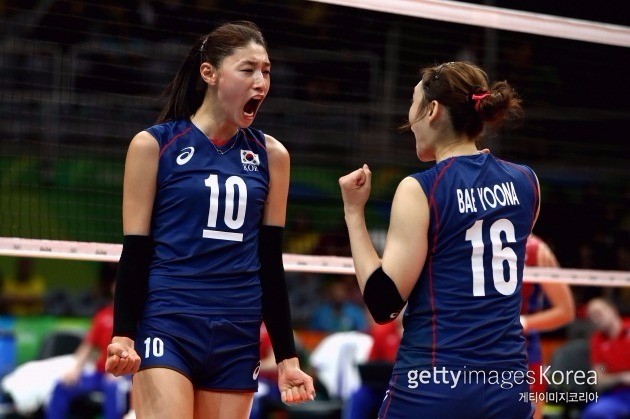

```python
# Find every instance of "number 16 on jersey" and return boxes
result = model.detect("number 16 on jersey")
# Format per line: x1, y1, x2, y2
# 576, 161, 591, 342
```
465, 219, 518, 297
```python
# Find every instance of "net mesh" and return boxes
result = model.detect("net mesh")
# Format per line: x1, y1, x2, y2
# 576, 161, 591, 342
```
0, 0, 628, 279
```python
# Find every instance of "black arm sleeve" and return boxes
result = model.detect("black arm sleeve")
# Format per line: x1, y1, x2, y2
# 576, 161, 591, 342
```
363, 267, 406, 324
259, 225, 297, 363
112, 235, 153, 339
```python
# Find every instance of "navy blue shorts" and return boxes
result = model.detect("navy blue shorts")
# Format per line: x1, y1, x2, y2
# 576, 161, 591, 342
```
379, 369, 534, 419
136, 313, 262, 391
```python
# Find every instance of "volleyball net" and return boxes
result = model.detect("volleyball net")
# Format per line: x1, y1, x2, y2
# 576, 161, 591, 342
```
0, 0, 628, 288
0, 237, 628, 288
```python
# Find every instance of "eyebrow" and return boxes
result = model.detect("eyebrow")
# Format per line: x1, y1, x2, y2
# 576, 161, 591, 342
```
239, 60, 271, 67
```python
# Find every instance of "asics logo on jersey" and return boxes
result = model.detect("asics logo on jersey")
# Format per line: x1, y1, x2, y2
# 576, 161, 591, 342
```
176, 147, 195, 165
252, 361, 261, 380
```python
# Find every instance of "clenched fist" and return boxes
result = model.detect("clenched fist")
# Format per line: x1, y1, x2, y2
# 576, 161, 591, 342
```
339, 164, 372, 212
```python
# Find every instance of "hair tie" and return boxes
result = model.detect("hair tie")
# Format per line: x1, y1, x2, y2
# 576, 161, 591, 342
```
471, 91, 490, 111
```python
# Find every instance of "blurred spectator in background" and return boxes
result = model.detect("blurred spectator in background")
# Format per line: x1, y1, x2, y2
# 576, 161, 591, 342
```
455, 32, 482, 64
285, 210, 321, 255
343, 312, 403, 419
1, 258, 45, 316
0, 268, 5, 315
581, 298, 630, 419
46, 263, 128, 419
72, 262, 120, 317
310, 277, 367, 333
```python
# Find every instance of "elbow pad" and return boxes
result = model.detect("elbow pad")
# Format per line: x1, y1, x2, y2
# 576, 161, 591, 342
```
259, 225, 297, 363
363, 267, 406, 324
113, 235, 153, 339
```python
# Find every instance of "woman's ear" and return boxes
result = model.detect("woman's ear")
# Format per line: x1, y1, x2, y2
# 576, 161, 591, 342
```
200, 62, 218, 85
428, 100, 440, 121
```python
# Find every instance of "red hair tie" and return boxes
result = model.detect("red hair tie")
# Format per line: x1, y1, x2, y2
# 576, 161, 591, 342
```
471, 92, 490, 111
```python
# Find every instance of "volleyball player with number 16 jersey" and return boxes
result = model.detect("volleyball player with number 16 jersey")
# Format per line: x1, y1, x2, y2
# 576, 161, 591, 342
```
340, 61, 538, 418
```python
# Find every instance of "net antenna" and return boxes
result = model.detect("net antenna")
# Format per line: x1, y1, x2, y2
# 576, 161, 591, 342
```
307, 0, 630, 47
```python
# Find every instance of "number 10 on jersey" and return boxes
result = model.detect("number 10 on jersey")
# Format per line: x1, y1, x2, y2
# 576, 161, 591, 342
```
203, 174, 247, 242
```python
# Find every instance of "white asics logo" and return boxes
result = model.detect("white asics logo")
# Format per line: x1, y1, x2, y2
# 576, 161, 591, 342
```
252, 361, 261, 380
176, 147, 195, 165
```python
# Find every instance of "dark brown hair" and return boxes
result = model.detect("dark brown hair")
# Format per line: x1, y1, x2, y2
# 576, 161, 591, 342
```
157, 21, 267, 123
405, 61, 523, 139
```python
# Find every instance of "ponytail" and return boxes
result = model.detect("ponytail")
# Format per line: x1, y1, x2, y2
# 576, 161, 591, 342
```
156, 37, 206, 123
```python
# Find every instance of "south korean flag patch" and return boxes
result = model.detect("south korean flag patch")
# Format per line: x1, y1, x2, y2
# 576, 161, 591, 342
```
240, 149, 260, 166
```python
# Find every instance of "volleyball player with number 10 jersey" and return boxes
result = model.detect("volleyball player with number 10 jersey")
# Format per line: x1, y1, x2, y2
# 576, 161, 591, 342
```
340, 61, 539, 418
104, 21, 314, 419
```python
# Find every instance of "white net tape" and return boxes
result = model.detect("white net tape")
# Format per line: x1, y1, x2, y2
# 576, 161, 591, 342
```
1, 237, 628, 287
307, 0, 630, 47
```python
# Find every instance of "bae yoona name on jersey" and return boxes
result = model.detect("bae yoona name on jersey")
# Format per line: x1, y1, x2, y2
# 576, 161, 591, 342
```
456, 181, 520, 214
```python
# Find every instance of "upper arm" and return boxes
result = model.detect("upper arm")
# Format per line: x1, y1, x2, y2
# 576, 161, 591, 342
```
381, 177, 430, 300
538, 240, 574, 316
262, 134, 290, 227
122, 131, 159, 235
537, 240, 559, 268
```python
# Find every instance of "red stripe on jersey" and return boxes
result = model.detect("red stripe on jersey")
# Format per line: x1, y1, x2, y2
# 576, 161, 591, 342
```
158, 127, 192, 158
244, 128, 266, 150
381, 374, 397, 418
427, 158, 456, 367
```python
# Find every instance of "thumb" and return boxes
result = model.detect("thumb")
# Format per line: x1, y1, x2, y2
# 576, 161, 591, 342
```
362, 164, 372, 184
108, 342, 129, 358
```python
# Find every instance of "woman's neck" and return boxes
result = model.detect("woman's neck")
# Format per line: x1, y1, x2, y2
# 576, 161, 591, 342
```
191, 106, 238, 145
435, 140, 479, 162
607, 318, 623, 339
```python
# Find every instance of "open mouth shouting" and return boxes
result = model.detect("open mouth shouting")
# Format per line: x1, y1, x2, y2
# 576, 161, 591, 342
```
243, 96, 264, 120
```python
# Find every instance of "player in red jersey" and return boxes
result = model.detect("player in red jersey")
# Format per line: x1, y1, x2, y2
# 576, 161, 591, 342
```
582, 298, 630, 418
521, 234, 575, 419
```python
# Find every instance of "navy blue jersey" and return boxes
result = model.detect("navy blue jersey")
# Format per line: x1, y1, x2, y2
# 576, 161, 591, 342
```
395, 153, 539, 373
143, 120, 269, 318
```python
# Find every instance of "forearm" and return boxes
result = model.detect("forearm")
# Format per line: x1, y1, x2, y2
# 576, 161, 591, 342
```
522, 307, 574, 333
113, 235, 152, 338
259, 225, 297, 363
344, 209, 381, 292
72, 343, 93, 370
596, 370, 630, 392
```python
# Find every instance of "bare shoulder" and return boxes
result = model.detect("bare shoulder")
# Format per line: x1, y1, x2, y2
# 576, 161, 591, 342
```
390, 177, 427, 216
129, 130, 159, 152
396, 176, 424, 197
264, 134, 289, 161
